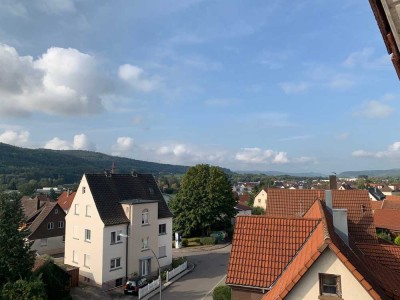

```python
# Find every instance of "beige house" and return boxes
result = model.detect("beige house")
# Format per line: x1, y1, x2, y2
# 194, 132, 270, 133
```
64, 172, 173, 289
253, 188, 267, 210
227, 190, 400, 299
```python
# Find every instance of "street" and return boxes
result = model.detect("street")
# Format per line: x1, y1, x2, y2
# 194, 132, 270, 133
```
150, 245, 231, 300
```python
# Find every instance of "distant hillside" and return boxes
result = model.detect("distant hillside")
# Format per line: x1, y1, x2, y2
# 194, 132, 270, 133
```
339, 169, 400, 178
0, 143, 191, 183
235, 170, 327, 177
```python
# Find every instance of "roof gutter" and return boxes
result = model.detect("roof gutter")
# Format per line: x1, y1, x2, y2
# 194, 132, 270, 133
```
227, 283, 271, 294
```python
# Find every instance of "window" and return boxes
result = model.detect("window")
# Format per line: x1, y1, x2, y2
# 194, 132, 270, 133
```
142, 237, 149, 250
84, 254, 90, 268
85, 229, 91, 242
47, 222, 54, 230
58, 221, 64, 228
116, 278, 123, 287
159, 224, 166, 235
82, 186, 86, 194
142, 209, 149, 225
110, 257, 121, 270
40, 238, 47, 246
73, 250, 79, 263
55, 208, 58, 214
73, 225, 79, 239
111, 231, 122, 244
140, 258, 151, 276
319, 273, 341, 298
258, 198, 261, 203
159, 245, 166, 258
74, 204, 79, 215
86, 205, 91, 217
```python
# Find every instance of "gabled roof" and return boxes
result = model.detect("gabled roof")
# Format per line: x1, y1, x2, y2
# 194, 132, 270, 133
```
85, 173, 173, 226
371, 200, 383, 210
235, 203, 252, 211
57, 191, 76, 211
226, 215, 321, 288
21, 197, 45, 220
28, 202, 65, 237
368, 187, 386, 201
357, 243, 400, 273
382, 198, 400, 209
373, 209, 400, 231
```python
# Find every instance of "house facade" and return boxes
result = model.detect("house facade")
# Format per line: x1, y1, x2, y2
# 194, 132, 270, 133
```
64, 172, 173, 289
253, 189, 268, 210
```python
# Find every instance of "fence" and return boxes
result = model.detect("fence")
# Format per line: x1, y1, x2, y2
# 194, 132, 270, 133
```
166, 261, 188, 282
138, 277, 160, 299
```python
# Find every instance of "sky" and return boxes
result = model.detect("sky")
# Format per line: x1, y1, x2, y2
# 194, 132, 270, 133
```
0, 0, 400, 174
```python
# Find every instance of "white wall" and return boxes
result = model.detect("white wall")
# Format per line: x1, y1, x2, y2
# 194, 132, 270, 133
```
286, 248, 373, 300
158, 217, 173, 268
253, 189, 267, 210
31, 236, 64, 255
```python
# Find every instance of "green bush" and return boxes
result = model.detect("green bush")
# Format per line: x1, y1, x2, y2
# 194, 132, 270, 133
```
172, 257, 187, 269
200, 237, 217, 245
213, 285, 231, 300
188, 237, 201, 244
181, 238, 188, 247
394, 235, 400, 246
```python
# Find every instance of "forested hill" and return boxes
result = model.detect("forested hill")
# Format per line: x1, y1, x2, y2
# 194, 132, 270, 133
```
0, 143, 191, 183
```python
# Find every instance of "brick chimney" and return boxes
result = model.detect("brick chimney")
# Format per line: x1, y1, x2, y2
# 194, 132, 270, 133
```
329, 175, 337, 190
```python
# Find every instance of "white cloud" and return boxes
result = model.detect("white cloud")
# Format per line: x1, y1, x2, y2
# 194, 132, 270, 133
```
336, 132, 350, 140
112, 137, 134, 156
34, 0, 76, 14
328, 73, 355, 89
118, 64, 159, 92
0, 130, 29, 146
235, 147, 289, 164
352, 141, 400, 159
44, 134, 95, 151
343, 47, 390, 69
279, 82, 310, 94
280, 135, 312, 142
0, 44, 107, 117
353, 100, 394, 119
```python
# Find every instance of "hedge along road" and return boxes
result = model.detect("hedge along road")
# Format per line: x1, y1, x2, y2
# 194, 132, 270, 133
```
150, 244, 232, 300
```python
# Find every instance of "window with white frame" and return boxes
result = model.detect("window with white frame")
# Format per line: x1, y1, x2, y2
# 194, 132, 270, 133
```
140, 258, 151, 276
111, 230, 122, 244
58, 221, 64, 228
319, 273, 341, 297
40, 238, 47, 246
73, 225, 79, 239
47, 222, 54, 230
74, 204, 79, 215
85, 229, 91, 242
159, 245, 166, 258
142, 237, 149, 250
73, 250, 79, 263
142, 209, 149, 225
86, 205, 91, 217
110, 257, 121, 270
159, 224, 166, 235
84, 254, 90, 268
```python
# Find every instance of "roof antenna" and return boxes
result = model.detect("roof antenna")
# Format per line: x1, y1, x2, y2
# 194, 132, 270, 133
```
112, 162, 115, 174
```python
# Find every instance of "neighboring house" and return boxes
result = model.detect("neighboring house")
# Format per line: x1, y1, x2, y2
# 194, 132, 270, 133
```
338, 183, 353, 190
21, 197, 66, 255
226, 190, 400, 299
235, 203, 252, 216
238, 193, 250, 205
373, 209, 400, 236
253, 189, 268, 211
368, 187, 386, 201
382, 197, 400, 209
64, 172, 173, 290
57, 190, 76, 213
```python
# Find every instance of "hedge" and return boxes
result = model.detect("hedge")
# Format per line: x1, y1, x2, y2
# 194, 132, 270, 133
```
200, 236, 217, 245
213, 285, 231, 300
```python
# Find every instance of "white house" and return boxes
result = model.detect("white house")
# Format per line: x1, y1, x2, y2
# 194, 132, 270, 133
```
253, 188, 268, 210
64, 172, 173, 289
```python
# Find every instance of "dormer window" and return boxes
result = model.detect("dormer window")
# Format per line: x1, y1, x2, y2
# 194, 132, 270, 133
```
142, 209, 149, 225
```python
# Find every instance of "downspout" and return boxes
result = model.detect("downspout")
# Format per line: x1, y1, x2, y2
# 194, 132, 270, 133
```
126, 222, 129, 280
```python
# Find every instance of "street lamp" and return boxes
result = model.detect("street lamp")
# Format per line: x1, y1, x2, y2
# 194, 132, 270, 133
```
119, 233, 162, 300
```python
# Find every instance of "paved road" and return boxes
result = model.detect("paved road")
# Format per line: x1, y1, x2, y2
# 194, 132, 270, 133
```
150, 245, 231, 300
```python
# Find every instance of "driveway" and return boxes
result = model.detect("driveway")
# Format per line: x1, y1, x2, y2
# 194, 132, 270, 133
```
150, 244, 231, 300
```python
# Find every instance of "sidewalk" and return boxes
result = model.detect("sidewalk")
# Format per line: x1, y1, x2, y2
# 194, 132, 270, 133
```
173, 241, 231, 254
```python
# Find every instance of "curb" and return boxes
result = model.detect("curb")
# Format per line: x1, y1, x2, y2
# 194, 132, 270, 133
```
142, 261, 195, 300
173, 242, 231, 254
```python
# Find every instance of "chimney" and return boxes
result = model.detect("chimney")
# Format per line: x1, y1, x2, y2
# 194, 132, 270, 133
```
333, 208, 349, 245
36, 197, 41, 210
67, 189, 70, 197
329, 175, 337, 190
325, 190, 333, 213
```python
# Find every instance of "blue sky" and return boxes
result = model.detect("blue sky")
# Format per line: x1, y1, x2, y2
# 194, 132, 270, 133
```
0, 0, 399, 174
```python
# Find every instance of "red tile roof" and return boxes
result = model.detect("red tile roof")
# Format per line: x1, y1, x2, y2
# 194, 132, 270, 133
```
382, 198, 400, 209
226, 215, 320, 288
57, 191, 76, 211
371, 200, 383, 210
235, 203, 252, 211
238, 193, 250, 205
373, 209, 400, 231
357, 243, 400, 273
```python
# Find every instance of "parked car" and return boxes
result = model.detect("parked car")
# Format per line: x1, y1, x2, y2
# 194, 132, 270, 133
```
124, 277, 148, 296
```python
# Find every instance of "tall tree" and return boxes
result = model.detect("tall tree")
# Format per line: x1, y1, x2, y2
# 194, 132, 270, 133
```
169, 164, 237, 236
0, 193, 35, 287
